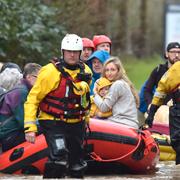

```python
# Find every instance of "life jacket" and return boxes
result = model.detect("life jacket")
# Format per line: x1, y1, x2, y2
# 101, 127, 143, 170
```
39, 59, 91, 120
172, 85, 180, 104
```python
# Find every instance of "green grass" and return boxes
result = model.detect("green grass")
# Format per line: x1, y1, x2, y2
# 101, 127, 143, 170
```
122, 55, 164, 90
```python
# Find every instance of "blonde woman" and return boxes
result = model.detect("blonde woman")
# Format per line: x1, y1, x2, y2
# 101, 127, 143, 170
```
94, 57, 139, 129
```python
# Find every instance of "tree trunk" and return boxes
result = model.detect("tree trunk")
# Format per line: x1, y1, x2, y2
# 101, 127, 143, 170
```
138, 0, 147, 57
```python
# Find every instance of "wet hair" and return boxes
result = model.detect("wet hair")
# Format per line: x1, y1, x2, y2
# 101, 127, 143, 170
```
102, 56, 140, 108
23, 63, 41, 78
0, 62, 22, 73
0, 68, 23, 90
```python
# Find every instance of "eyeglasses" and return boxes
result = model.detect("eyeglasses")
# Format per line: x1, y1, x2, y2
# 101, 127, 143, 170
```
168, 51, 180, 54
31, 74, 38, 78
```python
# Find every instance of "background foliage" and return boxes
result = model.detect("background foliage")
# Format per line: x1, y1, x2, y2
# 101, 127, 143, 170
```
0, 0, 66, 66
0, 0, 178, 88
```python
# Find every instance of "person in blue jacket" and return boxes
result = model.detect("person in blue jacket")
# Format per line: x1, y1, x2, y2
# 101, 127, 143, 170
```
87, 50, 110, 94
139, 80, 156, 114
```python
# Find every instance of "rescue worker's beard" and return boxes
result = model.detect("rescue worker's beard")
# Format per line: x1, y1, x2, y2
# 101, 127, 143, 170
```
168, 57, 180, 65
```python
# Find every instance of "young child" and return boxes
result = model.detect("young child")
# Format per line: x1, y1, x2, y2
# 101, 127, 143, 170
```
90, 77, 112, 118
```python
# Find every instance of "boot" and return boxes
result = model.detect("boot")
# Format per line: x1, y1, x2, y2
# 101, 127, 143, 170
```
43, 161, 67, 179
69, 160, 87, 179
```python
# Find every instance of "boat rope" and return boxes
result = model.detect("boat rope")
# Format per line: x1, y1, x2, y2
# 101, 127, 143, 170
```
89, 132, 142, 162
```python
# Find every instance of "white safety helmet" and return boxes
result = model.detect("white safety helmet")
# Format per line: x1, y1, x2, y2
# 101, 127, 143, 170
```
61, 34, 83, 51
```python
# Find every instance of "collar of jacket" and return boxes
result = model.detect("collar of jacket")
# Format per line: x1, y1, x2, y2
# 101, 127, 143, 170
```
20, 78, 32, 91
62, 59, 79, 70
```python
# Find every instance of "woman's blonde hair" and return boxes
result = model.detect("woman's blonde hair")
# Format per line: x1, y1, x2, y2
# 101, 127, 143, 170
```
102, 56, 140, 108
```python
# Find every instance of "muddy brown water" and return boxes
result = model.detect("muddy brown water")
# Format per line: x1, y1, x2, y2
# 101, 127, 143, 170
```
0, 161, 179, 179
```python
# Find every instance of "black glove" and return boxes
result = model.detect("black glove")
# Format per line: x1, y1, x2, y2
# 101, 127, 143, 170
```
145, 115, 154, 128
145, 104, 159, 128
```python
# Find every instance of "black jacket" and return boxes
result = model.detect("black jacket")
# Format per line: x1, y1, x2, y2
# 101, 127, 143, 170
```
144, 62, 170, 105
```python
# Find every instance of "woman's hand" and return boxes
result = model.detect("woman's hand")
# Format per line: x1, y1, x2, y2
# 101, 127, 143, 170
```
25, 132, 36, 144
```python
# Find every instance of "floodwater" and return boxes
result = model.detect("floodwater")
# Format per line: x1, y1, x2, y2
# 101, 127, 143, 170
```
0, 161, 180, 180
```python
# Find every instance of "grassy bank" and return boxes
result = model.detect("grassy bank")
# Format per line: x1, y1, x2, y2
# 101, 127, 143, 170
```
122, 55, 164, 90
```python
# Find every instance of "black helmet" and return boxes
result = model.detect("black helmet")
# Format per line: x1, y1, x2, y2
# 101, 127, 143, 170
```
166, 42, 180, 52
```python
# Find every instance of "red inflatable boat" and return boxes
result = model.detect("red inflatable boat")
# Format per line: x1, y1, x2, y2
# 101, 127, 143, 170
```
148, 123, 169, 135
0, 134, 48, 174
0, 118, 159, 175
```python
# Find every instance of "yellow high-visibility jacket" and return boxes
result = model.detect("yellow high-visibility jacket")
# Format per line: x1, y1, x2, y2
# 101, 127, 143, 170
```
152, 61, 180, 106
24, 62, 92, 133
